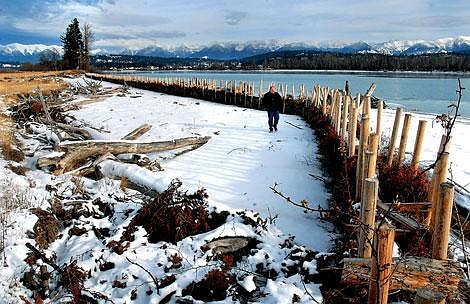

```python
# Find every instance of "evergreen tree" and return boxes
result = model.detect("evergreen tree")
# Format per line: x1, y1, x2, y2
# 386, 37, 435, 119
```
61, 18, 83, 69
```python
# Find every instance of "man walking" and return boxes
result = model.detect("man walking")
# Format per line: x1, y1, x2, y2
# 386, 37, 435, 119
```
263, 85, 283, 132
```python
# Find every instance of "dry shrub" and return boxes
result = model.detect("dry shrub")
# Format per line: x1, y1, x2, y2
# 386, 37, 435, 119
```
31, 209, 60, 249
377, 159, 430, 203
109, 180, 214, 254
182, 269, 234, 302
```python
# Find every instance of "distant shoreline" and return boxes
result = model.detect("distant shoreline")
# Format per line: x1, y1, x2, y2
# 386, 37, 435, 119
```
108, 69, 470, 78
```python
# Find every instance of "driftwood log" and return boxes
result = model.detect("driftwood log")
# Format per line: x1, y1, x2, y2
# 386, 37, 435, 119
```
341, 257, 463, 297
37, 136, 210, 174
121, 123, 152, 140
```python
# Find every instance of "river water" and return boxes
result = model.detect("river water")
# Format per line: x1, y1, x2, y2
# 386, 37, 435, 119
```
110, 70, 470, 118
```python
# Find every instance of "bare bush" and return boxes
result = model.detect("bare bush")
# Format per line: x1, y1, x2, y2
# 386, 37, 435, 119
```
0, 179, 35, 265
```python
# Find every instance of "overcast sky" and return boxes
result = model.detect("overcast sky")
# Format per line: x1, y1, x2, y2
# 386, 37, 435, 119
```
1, 0, 470, 49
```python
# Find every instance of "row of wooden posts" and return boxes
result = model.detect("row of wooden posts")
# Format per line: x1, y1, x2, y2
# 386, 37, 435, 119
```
87, 73, 458, 303
321, 86, 456, 303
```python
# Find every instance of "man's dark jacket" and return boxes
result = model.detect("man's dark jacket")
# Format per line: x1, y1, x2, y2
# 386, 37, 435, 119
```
263, 91, 283, 112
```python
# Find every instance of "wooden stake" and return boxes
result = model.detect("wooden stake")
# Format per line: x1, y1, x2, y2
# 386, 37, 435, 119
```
363, 95, 371, 115
397, 113, 412, 165
322, 88, 328, 115
355, 113, 370, 201
348, 101, 358, 157
368, 222, 395, 304
387, 108, 403, 167
365, 133, 379, 179
427, 152, 450, 227
358, 178, 378, 258
376, 99, 383, 151
431, 182, 454, 260
411, 120, 428, 171
341, 95, 350, 144
335, 94, 343, 135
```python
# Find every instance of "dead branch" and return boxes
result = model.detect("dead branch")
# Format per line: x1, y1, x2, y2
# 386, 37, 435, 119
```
125, 256, 160, 295
269, 183, 327, 213
285, 121, 303, 129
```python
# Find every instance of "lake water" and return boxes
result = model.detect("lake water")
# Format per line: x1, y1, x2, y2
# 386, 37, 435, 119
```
110, 70, 470, 118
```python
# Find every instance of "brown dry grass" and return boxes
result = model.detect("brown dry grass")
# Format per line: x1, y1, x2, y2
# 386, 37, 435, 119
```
0, 70, 75, 97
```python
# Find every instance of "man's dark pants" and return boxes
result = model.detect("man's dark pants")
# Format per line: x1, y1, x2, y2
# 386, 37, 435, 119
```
267, 111, 279, 131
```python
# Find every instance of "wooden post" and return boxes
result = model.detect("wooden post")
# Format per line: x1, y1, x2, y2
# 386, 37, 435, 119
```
258, 80, 263, 109
411, 120, 428, 171
335, 94, 342, 135
365, 133, 379, 179
376, 99, 383, 151
368, 222, 395, 304
358, 178, 378, 258
348, 101, 358, 157
322, 88, 328, 115
387, 108, 403, 167
355, 113, 370, 201
431, 182, 454, 259
397, 113, 412, 165
363, 95, 371, 115
427, 152, 450, 227
414, 287, 445, 304
428, 135, 452, 202
341, 95, 350, 144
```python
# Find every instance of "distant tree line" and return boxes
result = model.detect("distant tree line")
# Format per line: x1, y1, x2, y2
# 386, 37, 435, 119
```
91, 51, 470, 72
91, 54, 231, 70
240, 51, 470, 72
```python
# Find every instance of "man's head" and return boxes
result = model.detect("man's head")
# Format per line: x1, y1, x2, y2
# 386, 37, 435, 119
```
269, 85, 276, 93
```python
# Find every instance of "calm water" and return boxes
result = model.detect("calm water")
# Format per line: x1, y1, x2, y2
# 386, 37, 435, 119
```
111, 70, 470, 118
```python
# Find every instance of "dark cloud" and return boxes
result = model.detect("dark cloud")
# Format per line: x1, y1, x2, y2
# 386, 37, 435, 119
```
224, 11, 247, 26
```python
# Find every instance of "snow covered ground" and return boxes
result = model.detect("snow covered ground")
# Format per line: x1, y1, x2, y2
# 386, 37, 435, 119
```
1, 76, 469, 303
0, 77, 334, 303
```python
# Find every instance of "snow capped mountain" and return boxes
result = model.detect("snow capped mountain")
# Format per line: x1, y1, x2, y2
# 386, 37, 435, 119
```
1, 37, 470, 63
0, 43, 62, 62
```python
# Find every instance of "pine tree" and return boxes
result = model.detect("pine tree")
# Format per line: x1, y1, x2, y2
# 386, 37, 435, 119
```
61, 18, 83, 69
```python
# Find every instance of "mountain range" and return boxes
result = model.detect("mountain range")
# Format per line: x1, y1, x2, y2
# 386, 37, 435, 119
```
1, 36, 470, 63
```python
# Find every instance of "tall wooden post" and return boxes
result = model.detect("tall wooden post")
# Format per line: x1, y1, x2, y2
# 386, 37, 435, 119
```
348, 101, 358, 157
431, 182, 454, 259
335, 94, 343, 135
411, 120, 428, 172
358, 178, 378, 258
258, 80, 263, 109
387, 108, 403, 167
322, 88, 328, 115
376, 99, 383, 151
397, 113, 412, 165
355, 113, 370, 201
365, 133, 379, 179
368, 223, 395, 304
427, 152, 450, 228
341, 95, 350, 144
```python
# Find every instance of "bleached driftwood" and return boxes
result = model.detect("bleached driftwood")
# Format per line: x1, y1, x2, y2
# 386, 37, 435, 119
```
37, 136, 210, 174
121, 123, 152, 140
204, 237, 252, 254
97, 158, 165, 195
